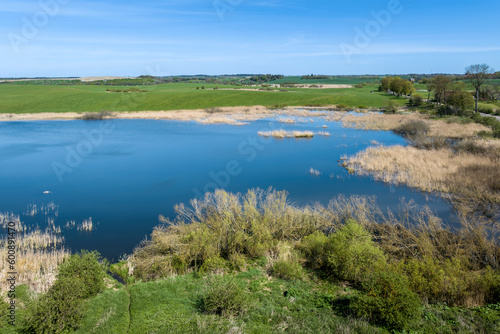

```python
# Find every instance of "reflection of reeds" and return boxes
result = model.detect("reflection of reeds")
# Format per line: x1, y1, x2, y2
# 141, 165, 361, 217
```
309, 168, 321, 176
78, 217, 94, 231
258, 130, 314, 138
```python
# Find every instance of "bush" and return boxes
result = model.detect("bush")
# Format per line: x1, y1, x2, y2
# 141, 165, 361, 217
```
198, 276, 248, 317
80, 110, 114, 120
479, 106, 494, 114
350, 271, 421, 331
399, 257, 500, 307
327, 220, 386, 282
409, 95, 424, 107
57, 251, 108, 299
337, 103, 348, 110
269, 254, 305, 281
384, 101, 399, 113
22, 277, 87, 334
395, 120, 430, 137
298, 231, 329, 270
200, 256, 229, 274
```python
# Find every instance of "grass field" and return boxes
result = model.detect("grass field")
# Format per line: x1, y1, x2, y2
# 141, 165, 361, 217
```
0, 83, 407, 114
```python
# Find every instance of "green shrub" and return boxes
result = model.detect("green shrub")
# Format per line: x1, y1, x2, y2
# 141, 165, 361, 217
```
327, 220, 386, 282
200, 256, 229, 274
198, 276, 248, 317
269, 254, 305, 281
350, 271, 421, 331
22, 277, 87, 334
298, 231, 329, 270
337, 103, 348, 109
384, 101, 399, 113
399, 257, 500, 307
410, 95, 424, 107
57, 251, 108, 299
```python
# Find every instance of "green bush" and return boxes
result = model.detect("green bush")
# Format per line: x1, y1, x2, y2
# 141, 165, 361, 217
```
298, 231, 329, 270
21, 251, 108, 333
384, 100, 399, 113
22, 277, 87, 334
327, 220, 386, 282
399, 257, 500, 307
269, 254, 305, 281
337, 103, 348, 109
57, 251, 108, 299
200, 256, 229, 274
198, 276, 248, 317
350, 271, 421, 331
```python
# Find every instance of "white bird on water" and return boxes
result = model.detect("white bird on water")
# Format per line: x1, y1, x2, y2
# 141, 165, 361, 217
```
43, 191, 52, 194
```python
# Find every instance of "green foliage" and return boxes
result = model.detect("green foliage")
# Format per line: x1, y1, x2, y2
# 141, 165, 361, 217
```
269, 254, 305, 281
350, 271, 421, 331
58, 251, 108, 299
198, 276, 248, 317
21, 251, 108, 333
109, 261, 129, 282
448, 90, 475, 113
397, 257, 500, 306
327, 220, 386, 282
409, 95, 424, 106
298, 231, 329, 270
200, 256, 229, 274
384, 100, 399, 113
22, 277, 87, 334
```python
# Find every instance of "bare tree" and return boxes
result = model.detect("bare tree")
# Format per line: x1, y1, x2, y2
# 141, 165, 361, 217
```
465, 64, 494, 113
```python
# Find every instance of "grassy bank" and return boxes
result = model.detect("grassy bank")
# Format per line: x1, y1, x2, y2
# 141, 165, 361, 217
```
2, 189, 499, 333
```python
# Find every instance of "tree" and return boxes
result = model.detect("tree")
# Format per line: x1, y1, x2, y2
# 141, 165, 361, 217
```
465, 64, 494, 113
390, 77, 406, 96
495, 71, 500, 79
402, 81, 416, 96
381, 76, 393, 92
429, 75, 452, 104
448, 91, 474, 114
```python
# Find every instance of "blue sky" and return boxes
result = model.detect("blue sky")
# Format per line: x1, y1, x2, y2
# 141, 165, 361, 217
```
1, 0, 499, 77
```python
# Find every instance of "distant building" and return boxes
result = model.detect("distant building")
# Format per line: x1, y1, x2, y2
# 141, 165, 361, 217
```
409, 78, 416, 83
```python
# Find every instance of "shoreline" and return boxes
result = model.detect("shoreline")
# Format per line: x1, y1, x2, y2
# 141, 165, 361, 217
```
0, 105, 346, 123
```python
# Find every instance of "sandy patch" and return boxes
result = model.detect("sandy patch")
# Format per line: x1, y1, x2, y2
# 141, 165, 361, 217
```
300, 84, 353, 89
79, 76, 132, 82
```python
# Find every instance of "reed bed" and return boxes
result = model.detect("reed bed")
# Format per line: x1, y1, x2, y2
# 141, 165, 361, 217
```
258, 130, 314, 138
277, 117, 295, 124
339, 112, 490, 138
346, 145, 500, 204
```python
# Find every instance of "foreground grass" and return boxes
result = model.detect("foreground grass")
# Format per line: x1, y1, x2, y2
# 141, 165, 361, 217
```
0, 83, 403, 114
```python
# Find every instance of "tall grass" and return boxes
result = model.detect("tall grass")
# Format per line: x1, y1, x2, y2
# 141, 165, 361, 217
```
346, 144, 500, 205
131, 189, 499, 293
0, 215, 70, 294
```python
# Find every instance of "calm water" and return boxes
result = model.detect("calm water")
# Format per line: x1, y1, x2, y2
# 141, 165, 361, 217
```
0, 115, 454, 260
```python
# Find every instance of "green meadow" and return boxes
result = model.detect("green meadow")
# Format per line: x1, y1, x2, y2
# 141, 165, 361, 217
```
0, 83, 405, 114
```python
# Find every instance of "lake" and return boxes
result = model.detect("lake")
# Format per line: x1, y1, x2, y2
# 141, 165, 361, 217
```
0, 114, 454, 260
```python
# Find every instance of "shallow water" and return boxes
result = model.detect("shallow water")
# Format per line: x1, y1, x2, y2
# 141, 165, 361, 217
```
0, 115, 454, 260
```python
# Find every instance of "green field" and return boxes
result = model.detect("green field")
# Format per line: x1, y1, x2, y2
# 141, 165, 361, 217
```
0, 83, 407, 114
